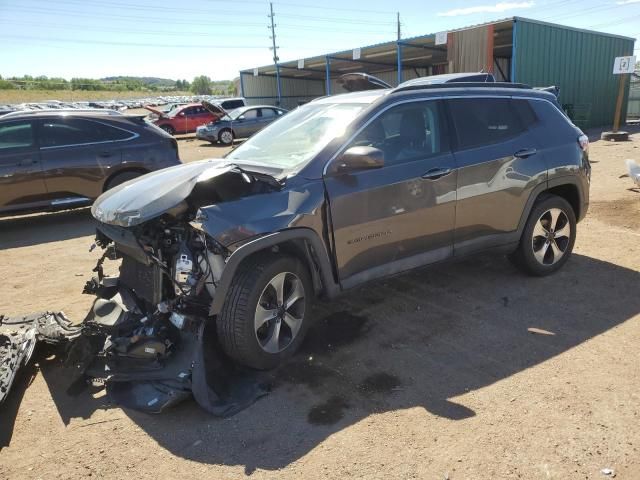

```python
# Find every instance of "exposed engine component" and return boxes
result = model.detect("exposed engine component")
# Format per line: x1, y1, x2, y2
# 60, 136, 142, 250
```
66, 215, 267, 415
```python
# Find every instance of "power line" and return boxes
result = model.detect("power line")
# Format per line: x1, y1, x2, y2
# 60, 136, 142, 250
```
0, 34, 268, 49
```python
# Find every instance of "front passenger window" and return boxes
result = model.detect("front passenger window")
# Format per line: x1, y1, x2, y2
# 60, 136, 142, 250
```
348, 101, 447, 167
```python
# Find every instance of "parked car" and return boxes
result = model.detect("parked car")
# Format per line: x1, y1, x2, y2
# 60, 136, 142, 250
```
146, 98, 247, 135
0, 109, 181, 216
196, 105, 287, 145
82, 74, 590, 400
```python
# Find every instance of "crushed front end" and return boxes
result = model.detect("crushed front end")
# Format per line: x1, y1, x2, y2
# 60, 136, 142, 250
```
70, 161, 281, 414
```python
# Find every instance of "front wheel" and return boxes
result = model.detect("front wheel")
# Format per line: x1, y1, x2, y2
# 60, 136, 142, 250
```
218, 128, 234, 145
509, 194, 577, 276
217, 255, 312, 370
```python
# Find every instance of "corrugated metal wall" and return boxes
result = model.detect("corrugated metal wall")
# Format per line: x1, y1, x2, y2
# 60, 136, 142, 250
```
514, 19, 635, 128
241, 73, 325, 110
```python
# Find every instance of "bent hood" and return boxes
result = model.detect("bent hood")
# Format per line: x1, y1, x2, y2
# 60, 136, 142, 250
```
143, 105, 167, 118
201, 100, 227, 117
92, 160, 237, 227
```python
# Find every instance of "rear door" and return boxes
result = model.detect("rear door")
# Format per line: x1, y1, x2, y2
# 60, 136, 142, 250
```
258, 108, 280, 130
189, 105, 212, 130
37, 117, 125, 201
324, 99, 457, 287
447, 97, 545, 255
0, 119, 48, 212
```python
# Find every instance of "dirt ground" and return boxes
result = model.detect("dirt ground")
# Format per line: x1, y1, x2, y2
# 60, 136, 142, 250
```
1, 129, 639, 479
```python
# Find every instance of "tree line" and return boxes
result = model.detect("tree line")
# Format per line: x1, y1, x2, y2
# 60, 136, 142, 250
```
0, 75, 235, 95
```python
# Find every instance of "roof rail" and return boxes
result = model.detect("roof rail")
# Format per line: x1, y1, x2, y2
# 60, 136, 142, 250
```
392, 82, 532, 94
0, 108, 123, 119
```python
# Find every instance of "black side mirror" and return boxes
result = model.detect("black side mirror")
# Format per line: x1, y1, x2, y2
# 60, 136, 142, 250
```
328, 146, 384, 175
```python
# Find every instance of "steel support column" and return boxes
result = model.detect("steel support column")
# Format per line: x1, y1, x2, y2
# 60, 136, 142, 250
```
510, 20, 517, 82
275, 64, 282, 106
325, 56, 331, 95
396, 41, 403, 85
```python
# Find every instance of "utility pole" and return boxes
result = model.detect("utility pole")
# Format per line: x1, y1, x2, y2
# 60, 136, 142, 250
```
396, 12, 403, 85
268, 2, 282, 106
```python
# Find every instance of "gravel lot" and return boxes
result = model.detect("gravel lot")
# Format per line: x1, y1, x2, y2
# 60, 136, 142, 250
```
1, 129, 639, 479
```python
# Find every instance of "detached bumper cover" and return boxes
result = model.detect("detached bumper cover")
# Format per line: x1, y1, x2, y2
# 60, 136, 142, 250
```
0, 312, 80, 405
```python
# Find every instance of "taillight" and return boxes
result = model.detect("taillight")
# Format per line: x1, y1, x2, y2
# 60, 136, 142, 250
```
578, 134, 589, 153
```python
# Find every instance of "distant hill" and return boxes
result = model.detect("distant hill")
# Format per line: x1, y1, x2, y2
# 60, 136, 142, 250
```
101, 76, 177, 87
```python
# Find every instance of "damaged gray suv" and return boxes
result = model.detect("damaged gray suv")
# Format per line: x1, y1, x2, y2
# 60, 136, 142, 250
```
82, 76, 590, 411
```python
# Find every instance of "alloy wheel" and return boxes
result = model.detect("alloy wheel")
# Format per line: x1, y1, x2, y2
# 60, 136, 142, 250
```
531, 208, 571, 266
254, 272, 306, 354
220, 130, 233, 144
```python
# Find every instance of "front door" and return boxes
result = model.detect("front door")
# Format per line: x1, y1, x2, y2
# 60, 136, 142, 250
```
0, 120, 48, 213
324, 100, 457, 288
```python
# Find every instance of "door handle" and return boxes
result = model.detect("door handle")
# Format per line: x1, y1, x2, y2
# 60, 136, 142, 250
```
421, 167, 452, 180
514, 148, 537, 159
18, 158, 38, 166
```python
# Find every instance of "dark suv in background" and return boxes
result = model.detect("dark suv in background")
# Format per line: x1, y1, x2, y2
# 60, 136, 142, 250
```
84, 74, 590, 390
0, 110, 181, 215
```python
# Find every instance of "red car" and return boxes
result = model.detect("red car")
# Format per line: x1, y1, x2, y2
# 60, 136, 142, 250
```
145, 99, 245, 135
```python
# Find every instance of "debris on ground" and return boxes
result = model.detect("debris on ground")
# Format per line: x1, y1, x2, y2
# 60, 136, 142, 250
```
601, 467, 616, 477
0, 311, 80, 404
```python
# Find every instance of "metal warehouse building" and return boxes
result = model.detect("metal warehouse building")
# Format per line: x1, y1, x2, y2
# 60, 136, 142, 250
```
239, 17, 635, 128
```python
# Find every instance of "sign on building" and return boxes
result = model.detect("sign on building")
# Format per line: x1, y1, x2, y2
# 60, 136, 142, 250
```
253, 68, 259, 77
435, 31, 448, 46
353, 48, 361, 60
298, 59, 304, 69
613, 56, 636, 74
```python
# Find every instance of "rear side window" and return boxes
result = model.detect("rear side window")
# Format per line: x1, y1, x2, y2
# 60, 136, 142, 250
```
0, 121, 33, 150
448, 98, 526, 150
260, 108, 277, 118
221, 99, 245, 110
39, 118, 133, 147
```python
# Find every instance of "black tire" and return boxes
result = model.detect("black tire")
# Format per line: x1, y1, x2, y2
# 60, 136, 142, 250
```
104, 170, 143, 191
509, 194, 577, 276
218, 128, 234, 146
217, 254, 313, 370
160, 125, 175, 135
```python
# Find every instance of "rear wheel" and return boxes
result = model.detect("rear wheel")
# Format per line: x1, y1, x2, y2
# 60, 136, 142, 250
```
104, 171, 143, 191
218, 128, 234, 146
509, 194, 577, 276
160, 125, 175, 135
217, 254, 312, 370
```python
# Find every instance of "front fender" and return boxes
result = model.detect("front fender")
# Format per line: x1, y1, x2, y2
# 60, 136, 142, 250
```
208, 228, 340, 316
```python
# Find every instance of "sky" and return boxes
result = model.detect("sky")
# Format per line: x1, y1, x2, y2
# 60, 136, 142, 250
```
0, 0, 639, 81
